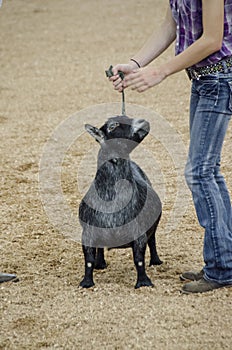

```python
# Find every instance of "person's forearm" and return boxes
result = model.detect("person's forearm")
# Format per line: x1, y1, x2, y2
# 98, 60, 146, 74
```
131, 6, 176, 68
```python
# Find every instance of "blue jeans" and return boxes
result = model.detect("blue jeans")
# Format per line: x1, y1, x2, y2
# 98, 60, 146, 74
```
185, 70, 232, 284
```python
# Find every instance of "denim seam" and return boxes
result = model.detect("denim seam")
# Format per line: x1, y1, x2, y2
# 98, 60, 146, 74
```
201, 178, 221, 266
196, 109, 224, 268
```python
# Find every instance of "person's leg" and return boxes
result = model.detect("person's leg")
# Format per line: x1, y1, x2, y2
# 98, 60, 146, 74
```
179, 81, 204, 283
185, 75, 232, 285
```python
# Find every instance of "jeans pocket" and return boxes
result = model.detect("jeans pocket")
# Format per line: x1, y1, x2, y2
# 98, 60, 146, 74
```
196, 78, 219, 102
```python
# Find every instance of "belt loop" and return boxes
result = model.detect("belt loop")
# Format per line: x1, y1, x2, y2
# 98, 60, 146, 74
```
222, 59, 228, 73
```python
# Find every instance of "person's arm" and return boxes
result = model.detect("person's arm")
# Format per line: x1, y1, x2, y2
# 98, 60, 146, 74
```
160, 0, 224, 77
110, 5, 176, 91
124, 0, 224, 92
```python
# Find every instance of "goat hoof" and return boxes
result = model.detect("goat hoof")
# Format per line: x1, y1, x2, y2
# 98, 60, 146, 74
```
135, 278, 154, 289
149, 258, 163, 266
94, 261, 107, 270
79, 278, 95, 288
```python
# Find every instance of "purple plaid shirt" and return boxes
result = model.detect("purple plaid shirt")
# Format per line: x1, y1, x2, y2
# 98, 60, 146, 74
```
169, 0, 232, 68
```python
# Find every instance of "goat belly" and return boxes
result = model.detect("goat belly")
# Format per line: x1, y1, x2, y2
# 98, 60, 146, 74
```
79, 182, 161, 248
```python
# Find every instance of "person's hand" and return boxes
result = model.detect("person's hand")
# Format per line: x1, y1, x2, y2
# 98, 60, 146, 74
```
109, 63, 135, 92
123, 66, 167, 92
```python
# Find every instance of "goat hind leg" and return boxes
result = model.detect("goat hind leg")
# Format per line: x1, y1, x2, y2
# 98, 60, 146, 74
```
148, 231, 162, 266
132, 235, 153, 289
148, 216, 162, 266
95, 248, 107, 270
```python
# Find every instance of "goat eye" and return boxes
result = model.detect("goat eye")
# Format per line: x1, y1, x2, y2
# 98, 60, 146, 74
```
108, 122, 119, 132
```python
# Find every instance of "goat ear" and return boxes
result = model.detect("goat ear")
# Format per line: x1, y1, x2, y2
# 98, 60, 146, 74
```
85, 124, 105, 143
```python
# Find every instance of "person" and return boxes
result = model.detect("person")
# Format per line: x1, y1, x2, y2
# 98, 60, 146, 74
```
109, 0, 232, 293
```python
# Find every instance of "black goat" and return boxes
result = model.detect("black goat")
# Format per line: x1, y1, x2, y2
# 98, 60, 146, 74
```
79, 115, 162, 289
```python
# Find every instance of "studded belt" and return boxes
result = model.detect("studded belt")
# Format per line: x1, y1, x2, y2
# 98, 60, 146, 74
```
186, 56, 232, 80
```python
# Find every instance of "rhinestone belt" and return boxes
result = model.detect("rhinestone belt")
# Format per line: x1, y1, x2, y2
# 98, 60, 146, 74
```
186, 56, 232, 80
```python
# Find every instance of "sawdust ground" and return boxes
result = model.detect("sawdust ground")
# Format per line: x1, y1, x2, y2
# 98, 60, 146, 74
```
0, 1, 232, 349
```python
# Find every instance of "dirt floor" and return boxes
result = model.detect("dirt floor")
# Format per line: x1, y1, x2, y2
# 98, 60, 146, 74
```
0, 0, 232, 349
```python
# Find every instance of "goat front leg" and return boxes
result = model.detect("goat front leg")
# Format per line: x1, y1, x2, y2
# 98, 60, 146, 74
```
79, 245, 96, 288
132, 235, 153, 289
